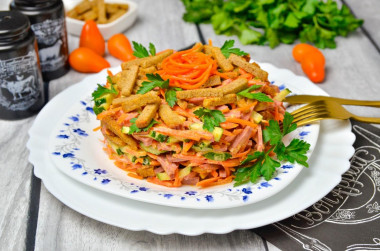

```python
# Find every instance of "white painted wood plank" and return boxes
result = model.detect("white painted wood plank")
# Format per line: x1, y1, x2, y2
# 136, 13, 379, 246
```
0, 118, 35, 250
36, 185, 266, 251
344, 0, 380, 48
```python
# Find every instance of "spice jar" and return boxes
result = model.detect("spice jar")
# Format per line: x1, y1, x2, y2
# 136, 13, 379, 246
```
0, 11, 45, 120
10, 0, 69, 81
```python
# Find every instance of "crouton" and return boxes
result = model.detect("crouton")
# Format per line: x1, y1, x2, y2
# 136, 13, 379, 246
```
136, 166, 155, 178
220, 78, 248, 95
140, 49, 174, 68
203, 45, 213, 55
211, 47, 234, 72
229, 54, 268, 81
118, 65, 139, 97
102, 116, 137, 149
138, 66, 156, 78
135, 103, 159, 128
159, 104, 185, 128
121, 91, 161, 112
105, 134, 126, 147
202, 75, 221, 88
176, 88, 223, 99
203, 94, 237, 107
121, 58, 143, 70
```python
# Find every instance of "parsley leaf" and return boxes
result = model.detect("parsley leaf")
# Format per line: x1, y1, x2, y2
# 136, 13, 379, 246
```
194, 108, 226, 132
149, 43, 156, 56
132, 41, 149, 58
165, 87, 182, 107
234, 112, 310, 186
132, 42, 157, 58
238, 86, 273, 102
220, 40, 248, 58
92, 84, 118, 100
181, 1, 363, 49
127, 118, 158, 134
137, 73, 169, 94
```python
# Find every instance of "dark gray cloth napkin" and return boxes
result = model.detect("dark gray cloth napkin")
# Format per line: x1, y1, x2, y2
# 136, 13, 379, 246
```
254, 120, 380, 251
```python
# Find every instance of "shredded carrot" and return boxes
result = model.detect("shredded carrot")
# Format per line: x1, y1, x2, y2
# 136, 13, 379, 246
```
208, 39, 213, 46
147, 177, 176, 187
182, 140, 194, 154
128, 172, 143, 180
196, 177, 219, 187
97, 107, 122, 120
93, 126, 101, 131
157, 44, 218, 89
226, 117, 258, 129
222, 129, 234, 136
220, 122, 239, 129
107, 69, 114, 77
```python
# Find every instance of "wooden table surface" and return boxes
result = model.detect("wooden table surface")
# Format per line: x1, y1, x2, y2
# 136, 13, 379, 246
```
1, 0, 379, 250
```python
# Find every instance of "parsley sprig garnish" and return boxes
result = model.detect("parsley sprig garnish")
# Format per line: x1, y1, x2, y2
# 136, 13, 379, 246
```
137, 73, 169, 94
127, 118, 159, 134
237, 85, 273, 102
132, 42, 156, 58
220, 40, 248, 58
165, 87, 182, 107
193, 108, 226, 132
234, 112, 310, 186
92, 84, 118, 100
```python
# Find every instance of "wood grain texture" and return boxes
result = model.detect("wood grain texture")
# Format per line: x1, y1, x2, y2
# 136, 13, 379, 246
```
0, 118, 35, 250
344, 0, 380, 49
36, 186, 266, 251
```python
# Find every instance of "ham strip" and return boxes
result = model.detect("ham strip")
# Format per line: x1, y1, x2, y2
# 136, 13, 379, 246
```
229, 126, 253, 154
156, 155, 178, 179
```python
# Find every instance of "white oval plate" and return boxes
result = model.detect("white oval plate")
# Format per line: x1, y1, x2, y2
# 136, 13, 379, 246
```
27, 64, 355, 235
46, 65, 319, 209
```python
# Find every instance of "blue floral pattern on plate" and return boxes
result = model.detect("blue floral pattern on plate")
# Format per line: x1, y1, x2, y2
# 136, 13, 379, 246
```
49, 82, 319, 209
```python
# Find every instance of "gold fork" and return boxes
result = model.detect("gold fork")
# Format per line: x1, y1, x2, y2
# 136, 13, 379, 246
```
291, 100, 380, 127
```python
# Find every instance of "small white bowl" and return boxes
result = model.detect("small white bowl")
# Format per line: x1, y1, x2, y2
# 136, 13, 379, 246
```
63, 0, 138, 40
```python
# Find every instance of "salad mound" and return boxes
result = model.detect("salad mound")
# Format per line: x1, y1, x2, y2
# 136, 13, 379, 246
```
92, 40, 309, 188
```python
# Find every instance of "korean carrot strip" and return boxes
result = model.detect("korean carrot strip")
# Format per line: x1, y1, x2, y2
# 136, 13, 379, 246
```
226, 117, 258, 129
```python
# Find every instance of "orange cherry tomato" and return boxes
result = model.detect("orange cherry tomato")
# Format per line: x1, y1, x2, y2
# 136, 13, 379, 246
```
292, 43, 325, 65
80, 20, 105, 56
301, 56, 325, 83
293, 43, 325, 83
69, 47, 110, 73
107, 33, 135, 62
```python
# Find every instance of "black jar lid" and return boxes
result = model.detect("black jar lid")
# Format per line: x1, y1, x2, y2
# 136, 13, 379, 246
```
11, 0, 59, 10
0, 11, 30, 42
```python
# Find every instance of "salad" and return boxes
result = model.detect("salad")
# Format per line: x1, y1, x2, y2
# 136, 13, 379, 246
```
92, 40, 310, 188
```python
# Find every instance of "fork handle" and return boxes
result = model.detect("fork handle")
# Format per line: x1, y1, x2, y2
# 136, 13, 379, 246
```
339, 99, 380, 107
351, 116, 380, 124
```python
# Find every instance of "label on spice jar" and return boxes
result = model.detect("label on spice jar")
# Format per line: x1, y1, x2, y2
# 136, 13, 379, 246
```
31, 17, 67, 72
0, 51, 41, 111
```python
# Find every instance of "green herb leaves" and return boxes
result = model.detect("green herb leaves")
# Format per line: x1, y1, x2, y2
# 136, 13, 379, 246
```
137, 73, 169, 94
127, 118, 159, 134
165, 87, 182, 107
92, 84, 118, 100
132, 42, 156, 58
238, 85, 273, 102
220, 40, 248, 58
234, 112, 310, 186
194, 108, 226, 132
181, 0, 363, 49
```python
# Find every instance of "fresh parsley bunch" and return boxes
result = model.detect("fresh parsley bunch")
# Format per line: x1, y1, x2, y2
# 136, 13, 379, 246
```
181, 0, 363, 48
234, 112, 310, 186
